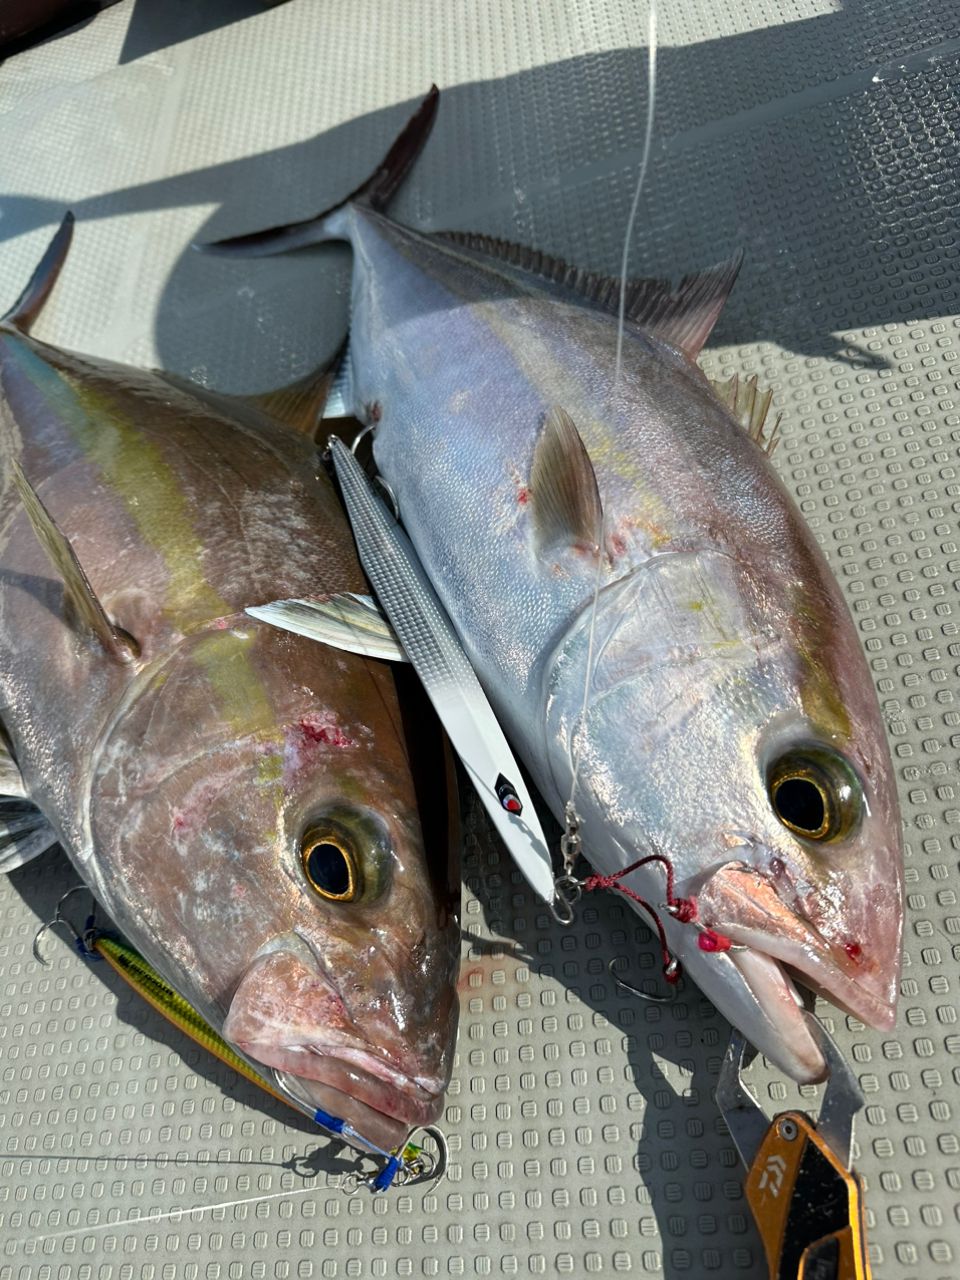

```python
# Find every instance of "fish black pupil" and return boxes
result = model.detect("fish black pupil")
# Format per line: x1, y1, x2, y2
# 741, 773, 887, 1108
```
775, 777, 825, 835
306, 842, 351, 896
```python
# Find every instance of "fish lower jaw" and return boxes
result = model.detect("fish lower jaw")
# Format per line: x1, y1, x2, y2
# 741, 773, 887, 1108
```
247, 1040, 445, 1130
308, 1044, 446, 1097
719, 922, 896, 1033
725, 946, 827, 1083
276, 1072, 419, 1154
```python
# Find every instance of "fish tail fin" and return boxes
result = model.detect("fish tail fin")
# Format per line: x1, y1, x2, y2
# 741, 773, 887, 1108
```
199, 86, 439, 259
2, 213, 74, 333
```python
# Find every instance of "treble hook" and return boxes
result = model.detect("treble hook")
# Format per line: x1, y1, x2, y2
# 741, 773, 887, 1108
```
32, 885, 98, 965
607, 955, 679, 1004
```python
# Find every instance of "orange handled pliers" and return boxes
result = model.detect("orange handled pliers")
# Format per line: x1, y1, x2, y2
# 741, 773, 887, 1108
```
715, 1013, 872, 1280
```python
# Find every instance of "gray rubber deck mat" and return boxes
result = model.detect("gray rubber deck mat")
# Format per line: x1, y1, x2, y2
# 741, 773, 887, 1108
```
0, 1, 958, 1276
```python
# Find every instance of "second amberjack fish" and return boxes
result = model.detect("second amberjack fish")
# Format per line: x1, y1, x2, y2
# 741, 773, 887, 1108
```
0, 214, 460, 1153
204, 89, 904, 1084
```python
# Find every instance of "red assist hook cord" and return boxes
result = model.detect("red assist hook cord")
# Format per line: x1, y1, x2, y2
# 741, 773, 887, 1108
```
580, 853, 737, 982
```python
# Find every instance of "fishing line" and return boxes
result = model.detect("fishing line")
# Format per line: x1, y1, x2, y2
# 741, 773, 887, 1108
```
561, 0, 658, 869
17, 1185, 322, 1249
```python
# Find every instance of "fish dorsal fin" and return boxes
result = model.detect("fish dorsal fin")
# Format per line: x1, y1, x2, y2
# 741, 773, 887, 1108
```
530, 406, 602, 556
246, 592, 408, 663
10, 459, 137, 662
236, 364, 338, 439
2, 213, 74, 334
617, 254, 744, 358
711, 372, 782, 457
436, 231, 741, 358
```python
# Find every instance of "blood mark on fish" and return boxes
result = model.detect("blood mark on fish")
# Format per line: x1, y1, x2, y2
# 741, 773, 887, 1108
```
298, 716, 353, 749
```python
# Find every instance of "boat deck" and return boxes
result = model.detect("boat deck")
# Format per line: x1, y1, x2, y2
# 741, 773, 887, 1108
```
0, 3, 957, 1276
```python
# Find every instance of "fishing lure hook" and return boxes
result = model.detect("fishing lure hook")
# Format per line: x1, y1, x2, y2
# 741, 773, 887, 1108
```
607, 955, 679, 1004
32, 885, 99, 965
338, 424, 401, 518
349, 423, 375, 456
339, 1126, 448, 1196
373, 475, 400, 519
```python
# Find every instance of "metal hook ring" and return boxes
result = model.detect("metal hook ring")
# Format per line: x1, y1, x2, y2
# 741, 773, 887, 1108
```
607, 956, 678, 1003
549, 875, 581, 926
399, 1125, 448, 1187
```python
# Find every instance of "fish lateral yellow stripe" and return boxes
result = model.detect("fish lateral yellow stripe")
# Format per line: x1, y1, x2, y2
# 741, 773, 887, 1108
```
63, 375, 231, 627
6, 339, 227, 627
191, 628, 281, 744
94, 935, 297, 1112
7, 340, 279, 738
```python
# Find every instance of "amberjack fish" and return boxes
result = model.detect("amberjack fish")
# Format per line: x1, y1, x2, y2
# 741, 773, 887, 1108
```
0, 214, 460, 1151
204, 89, 903, 1083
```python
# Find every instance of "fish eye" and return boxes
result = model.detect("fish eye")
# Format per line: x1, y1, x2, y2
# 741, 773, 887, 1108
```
767, 747, 862, 842
300, 829, 362, 901
298, 806, 393, 903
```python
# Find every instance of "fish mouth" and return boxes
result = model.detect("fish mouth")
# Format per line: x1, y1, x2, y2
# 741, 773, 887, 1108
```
224, 933, 447, 1149
695, 860, 898, 1078
267, 1049, 442, 1141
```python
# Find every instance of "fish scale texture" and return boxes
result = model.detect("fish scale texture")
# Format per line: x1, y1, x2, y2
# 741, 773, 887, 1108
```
1, 0, 959, 1276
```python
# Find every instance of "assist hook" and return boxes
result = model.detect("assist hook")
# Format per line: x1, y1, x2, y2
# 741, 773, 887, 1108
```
32, 884, 99, 965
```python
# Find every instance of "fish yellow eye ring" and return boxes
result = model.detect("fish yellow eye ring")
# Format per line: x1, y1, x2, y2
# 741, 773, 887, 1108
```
767, 748, 862, 843
300, 830, 362, 902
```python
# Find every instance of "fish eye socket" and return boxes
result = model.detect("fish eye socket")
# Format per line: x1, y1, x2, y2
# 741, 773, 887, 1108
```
767, 747, 862, 842
300, 830, 362, 901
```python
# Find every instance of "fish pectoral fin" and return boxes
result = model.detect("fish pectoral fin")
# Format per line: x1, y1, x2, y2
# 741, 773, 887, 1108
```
198, 87, 440, 258
433, 231, 740, 358
709, 372, 782, 457
245, 593, 409, 663
0, 737, 58, 872
2, 212, 74, 334
0, 800, 59, 872
530, 406, 603, 557
0, 734, 27, 800
10, 459, 138, 663
319, 353, 352, 420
